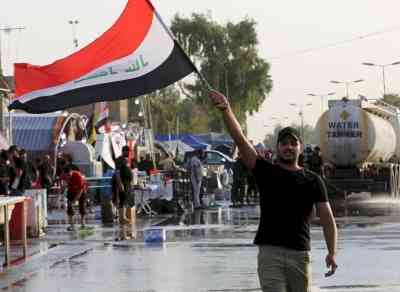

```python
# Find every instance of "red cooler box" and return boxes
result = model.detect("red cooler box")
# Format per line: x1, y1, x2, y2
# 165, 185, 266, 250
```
9, 197, 31, 240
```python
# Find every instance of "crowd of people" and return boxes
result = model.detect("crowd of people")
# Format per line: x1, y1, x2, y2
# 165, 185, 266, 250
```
0, 146, 55, 197
231, 153, 258, 207
0, 145, 91, 230
229, 145, 326, 208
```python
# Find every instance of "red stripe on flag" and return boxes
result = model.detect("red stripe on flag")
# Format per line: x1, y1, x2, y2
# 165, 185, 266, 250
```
14, 0, 154, 98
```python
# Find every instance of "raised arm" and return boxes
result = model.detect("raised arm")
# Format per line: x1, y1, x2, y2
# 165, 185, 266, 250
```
210, 90, 257, 170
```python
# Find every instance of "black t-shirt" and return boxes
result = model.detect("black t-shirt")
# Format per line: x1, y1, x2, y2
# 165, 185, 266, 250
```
116, 156, 133, 190
309, 153, 323, 174
252, 158, 328, 251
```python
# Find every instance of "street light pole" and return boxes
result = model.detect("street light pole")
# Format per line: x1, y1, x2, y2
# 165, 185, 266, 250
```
308, 92, 335, 114
68, 20, 79, 49
330, 79, 364, 99
382, 65, 386, 96
0, 25, 25, 145
0, 26, 26, 75
290, 103, 312, 141
362, 61, 400, 98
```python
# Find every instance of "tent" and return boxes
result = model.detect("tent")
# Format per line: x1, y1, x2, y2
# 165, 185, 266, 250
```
11, 112, 85, 160
194, 132, 234, 148
154, 134, 209, 150
160, 140, 194, 155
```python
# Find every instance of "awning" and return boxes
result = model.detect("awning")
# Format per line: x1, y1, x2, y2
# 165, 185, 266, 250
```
10, 112, 84, 160
154, 134, 209, 150
12, 114, 60, 159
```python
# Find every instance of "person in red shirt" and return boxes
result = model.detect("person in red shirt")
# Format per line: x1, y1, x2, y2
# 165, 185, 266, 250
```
64, 165, 87, 231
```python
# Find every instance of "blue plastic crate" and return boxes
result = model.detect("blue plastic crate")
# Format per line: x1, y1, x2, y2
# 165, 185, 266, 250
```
143, 228, 166, 243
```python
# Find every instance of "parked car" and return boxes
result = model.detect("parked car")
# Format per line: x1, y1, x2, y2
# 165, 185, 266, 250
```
203, 150, 234, 170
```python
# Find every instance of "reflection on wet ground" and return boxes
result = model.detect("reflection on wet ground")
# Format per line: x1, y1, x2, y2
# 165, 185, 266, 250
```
3, 198, 400, 291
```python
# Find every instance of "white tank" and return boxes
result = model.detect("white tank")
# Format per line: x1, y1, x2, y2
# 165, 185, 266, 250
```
314, 101, 397, 166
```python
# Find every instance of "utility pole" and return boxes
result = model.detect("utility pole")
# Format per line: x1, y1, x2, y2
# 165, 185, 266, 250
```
0, 25, 26, 145
362, 61, 400, 98
289, 103, 312, 142
68, 20, 79, 49
176, 116, 180, 137
308, 92, 336, 115
330, 79, 364, 99
0, 26, 26, 76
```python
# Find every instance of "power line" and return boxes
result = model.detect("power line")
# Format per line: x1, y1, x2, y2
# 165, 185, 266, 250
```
269, 25, 400, 61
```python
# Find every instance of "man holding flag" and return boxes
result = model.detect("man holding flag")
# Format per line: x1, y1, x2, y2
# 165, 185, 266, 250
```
3, 0, 339, 289
210, 90, 338, 291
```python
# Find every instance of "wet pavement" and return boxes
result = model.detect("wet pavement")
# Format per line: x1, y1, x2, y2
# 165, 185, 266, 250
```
2, 199, 400, 291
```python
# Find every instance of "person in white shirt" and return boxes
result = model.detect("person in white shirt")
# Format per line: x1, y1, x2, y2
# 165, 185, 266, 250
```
190, 150, 204, 209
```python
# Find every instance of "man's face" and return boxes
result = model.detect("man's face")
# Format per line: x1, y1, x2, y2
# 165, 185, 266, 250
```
276, 136, 301, 164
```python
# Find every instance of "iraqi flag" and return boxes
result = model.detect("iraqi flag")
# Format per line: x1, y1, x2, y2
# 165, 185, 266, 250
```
95, 101, 111, 132
10, 0, 197, 113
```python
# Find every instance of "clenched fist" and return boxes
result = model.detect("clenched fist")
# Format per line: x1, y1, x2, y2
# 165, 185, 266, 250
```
210, 90, 230, 112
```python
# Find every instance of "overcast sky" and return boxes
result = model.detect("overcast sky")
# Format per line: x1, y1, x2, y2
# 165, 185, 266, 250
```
2, 0, 400, 142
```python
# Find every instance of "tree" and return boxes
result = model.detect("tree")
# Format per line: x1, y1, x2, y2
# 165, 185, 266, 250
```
171, 13, 273, 132
128, 85, 210, 135
302, 124, 316, 145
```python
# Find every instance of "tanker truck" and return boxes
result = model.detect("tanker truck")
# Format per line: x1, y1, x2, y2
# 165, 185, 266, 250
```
314, 98, 400, 198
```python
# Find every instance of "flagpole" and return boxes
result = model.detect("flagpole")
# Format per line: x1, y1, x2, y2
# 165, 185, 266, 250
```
174, 39, 213, 91
196, 69, 213, 91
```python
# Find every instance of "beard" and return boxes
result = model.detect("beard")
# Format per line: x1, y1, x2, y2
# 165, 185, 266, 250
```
277, 154, 297, 165
278, 153, 297, 165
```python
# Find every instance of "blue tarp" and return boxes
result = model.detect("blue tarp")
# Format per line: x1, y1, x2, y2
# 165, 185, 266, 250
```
154, 134, 209, 150
159, 140, 194, 154
194, 132, 234, 147
11, 115, 59, 159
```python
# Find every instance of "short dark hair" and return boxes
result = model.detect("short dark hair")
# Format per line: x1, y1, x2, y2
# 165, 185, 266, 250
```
8, 145, 18, 152
122, 145, 130, 152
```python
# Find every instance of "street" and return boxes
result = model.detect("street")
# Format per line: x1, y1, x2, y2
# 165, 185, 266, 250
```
1, 202, 400, 291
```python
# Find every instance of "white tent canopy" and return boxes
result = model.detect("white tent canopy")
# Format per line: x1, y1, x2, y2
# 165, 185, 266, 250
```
161, 140, 194, 156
